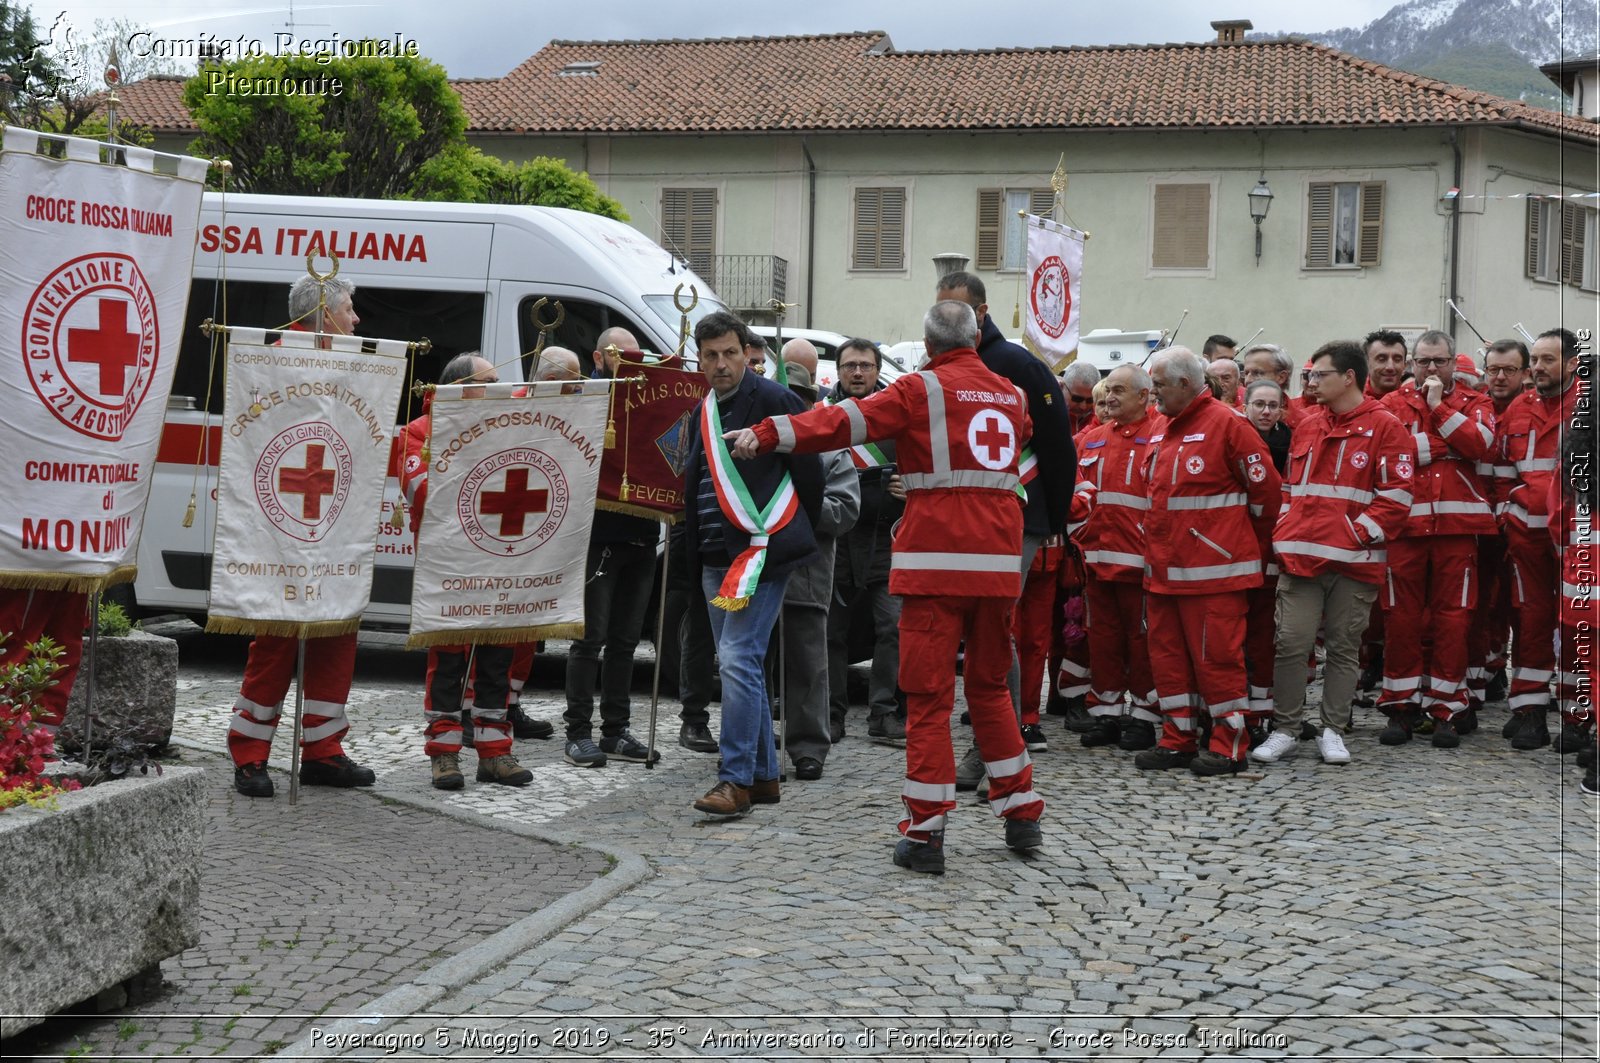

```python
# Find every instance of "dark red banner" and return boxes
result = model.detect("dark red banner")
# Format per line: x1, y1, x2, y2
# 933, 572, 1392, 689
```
596, 358, 706, 522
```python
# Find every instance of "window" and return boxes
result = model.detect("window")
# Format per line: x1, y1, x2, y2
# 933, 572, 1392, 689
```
851, 187, 906, 270
660, 187, 717, 278
976, 188, 1055, 270
1526, 196, 1591, 287
1150, 182, 1212, 270
1585, 210, 1599, 293
1305, 181, 1384, 268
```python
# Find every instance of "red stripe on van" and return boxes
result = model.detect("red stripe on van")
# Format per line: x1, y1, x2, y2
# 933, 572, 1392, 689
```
156, 421, 409, 476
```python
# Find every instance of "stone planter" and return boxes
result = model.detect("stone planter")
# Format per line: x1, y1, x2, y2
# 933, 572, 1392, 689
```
0, 766, 204, 1037
58, 628, 179, 752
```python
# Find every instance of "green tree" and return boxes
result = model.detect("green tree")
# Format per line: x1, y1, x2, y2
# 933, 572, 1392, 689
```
0, 1, 57, 118
410, 145, 627, 219
182, 49, 467, 198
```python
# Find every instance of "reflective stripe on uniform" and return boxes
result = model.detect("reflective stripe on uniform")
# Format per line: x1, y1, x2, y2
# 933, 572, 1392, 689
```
1095, 491, 1150, 510
1164, 560, 1261, 581
918, 372, 950, 476
892, 551, 1020, 573
1291, 483, 1375, 504
841, 399, 868, 446
1166, 492, 1247, 511
902, 779, 957, 803
988, 790, 1043, 816
1504, 503, 1550, 528
1276, 540, 1385, 564
1516, 457, 1559, 473
1438, 411, 1467, 437
1355, 513, 1385, 543
901, 469, 1020, 491
984, 751, 1031, 778
228, 714, 277, 740
772, 415, 797, 452
1415, 433, 1432, 465
233, 696, 281, 722
1084, 549, 1145, 568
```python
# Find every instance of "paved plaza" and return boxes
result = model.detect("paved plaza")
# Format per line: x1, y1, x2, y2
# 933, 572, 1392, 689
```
9, 621, 1599, 1060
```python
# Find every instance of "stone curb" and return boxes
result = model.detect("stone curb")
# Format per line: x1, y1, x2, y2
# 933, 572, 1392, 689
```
164, 737, 652, 1062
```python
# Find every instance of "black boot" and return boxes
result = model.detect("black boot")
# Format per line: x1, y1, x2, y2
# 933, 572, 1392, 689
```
893, 830, 946, 875
1511, 710, 1551, 750
507, 702, 554, 740
1080, 715, 1122, 748
1378, 710, 1417, 746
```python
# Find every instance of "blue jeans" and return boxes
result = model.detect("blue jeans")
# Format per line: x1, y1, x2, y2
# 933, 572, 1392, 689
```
702, 567, 789, 786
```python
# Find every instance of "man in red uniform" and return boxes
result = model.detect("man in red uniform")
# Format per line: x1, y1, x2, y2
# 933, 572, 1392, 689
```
1071, 365, 1163, 751
728, 300, 1043, 874
1376, 329, 1498, 747
400, 353, 535, 790
1473, 340, 1529, 721
1356, 329, 1412, 697
228, 276, 377, 797
1251, 340, 1413, 767
1497, 328, 1587, 751
1135, 347, 1282, 776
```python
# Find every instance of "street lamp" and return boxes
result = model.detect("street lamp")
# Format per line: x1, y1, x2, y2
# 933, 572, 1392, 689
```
1248, 178, 1274, 265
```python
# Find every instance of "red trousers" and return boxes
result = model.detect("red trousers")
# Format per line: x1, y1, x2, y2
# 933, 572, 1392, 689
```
0, 589, 87, 731
227, 632, 356, 766
1505, 528, 1558, 714
899, 595, 1041, 840
1379, 535, 1477, 720
1146, 590, 1249, 758
423, 644, 514, 758
1245, 578, 1278, 721
1467, 536, 1511, 705
1012, 567, 1057, 726
1083, 579, 1157, 720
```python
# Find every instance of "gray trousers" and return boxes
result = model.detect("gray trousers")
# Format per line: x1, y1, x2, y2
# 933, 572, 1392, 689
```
1271, 571, 1379, 733
827, 581, 901, 726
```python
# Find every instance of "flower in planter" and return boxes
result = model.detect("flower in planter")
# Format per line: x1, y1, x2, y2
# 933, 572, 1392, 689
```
0, 636, 81, 810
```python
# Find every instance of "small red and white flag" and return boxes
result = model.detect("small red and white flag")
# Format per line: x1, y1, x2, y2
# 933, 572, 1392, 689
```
1024, 215, 1086, 364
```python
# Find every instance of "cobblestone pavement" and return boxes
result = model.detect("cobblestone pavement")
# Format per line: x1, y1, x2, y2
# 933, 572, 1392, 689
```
15, 621, 1600, 1060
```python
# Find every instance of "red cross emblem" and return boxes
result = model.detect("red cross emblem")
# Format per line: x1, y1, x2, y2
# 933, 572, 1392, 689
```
67, 298, 141, 396
479, 467, 550, 537
277, 444, 338, 520
458, 448, 570, 557
967, 411, 1016, 470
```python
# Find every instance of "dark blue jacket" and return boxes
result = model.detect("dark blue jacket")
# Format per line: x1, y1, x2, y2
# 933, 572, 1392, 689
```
976, 315, 1075, 537
684, 368, 823, 580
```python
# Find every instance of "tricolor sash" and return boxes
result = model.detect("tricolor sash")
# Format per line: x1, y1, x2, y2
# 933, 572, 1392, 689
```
701, 395, 798, 610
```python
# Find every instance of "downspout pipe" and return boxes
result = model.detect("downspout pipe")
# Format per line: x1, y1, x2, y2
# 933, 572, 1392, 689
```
802, 137, 817, 329
1448, 127, 1463, 344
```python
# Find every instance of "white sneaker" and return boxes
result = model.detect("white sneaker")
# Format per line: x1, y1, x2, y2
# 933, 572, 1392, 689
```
1317, 727, 1351, 765
1249, 730, 1298, 763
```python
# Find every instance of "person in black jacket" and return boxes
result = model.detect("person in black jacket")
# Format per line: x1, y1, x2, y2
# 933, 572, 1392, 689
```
935, 273, 1075, 785
682, 312, 825, 816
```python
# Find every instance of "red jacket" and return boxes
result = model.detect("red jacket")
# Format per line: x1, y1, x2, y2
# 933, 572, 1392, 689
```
1071, 411, 1164, 583
1379, 381, 1497, 537
754, 347, 1031, 598
401, 405, 430, 535
1495, 375, 1585, 534
1273, 397, 1414, 584
1143, 393, 1282, 595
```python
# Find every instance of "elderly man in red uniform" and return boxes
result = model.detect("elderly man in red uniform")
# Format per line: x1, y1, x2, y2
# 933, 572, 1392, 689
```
1497, 328, 1588, 751
1135, 347, 1282, 776
727, 300, 1043, 875
1377, 329, 1498, 748
227, 276, 377, 797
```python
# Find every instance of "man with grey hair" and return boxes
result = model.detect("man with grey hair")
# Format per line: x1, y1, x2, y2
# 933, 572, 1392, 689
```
726, 298, 1044, 873
1060, 360, 1101, 436
1136, 346, 1281, 776
228, 276, 371, 797
531, 345, 581, 382
1207, 356, 1242, 408
1243, 343, 1309, 431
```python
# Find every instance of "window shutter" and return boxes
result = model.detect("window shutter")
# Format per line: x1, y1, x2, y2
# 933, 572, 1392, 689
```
1029, 187, 1055, 220
661, 188, 688, 259
975, 189, 1002, 270
1562, 201, 1585, 286
1357, 182, 1384, 267
854, 187, 905, 270
1527, 198, 1544, 280
661, 188, 717, 277
1305, 182, 1333, 268
1151, 183, 1210, 269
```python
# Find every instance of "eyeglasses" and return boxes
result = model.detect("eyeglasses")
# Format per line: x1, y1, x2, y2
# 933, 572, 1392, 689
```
1484, 366, 1521, 376
1304, 370, 1340, 383
1413, 357, 1452, 367
838, 361, 876, 373
1247, 400, 1281, 411
1068, 393, 1095, 404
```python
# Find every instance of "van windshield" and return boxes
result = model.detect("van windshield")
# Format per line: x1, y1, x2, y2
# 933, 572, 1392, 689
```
642, 294, 731, 354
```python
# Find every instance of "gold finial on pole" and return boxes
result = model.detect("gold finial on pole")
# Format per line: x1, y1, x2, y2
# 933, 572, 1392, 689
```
672, 283, 699, 358
526, 297, 565, 379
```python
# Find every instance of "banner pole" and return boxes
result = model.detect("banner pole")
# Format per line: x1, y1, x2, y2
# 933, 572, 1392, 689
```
645, 533, 669, 770
289, 636, 306, 806
81, 589, 101, 759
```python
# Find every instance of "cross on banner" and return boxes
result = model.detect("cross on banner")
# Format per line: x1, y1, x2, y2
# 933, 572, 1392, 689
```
67, 298, 140, 396
974, 416, 1013, 463
278, 444, 338, 520
480, 467, 549, 536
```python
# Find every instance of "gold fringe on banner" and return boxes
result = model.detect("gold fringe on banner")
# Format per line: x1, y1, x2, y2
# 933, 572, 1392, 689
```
405, 622, 585, 651
204, 615, 363, 639
0, 566, 137, 593
594, 499, 683, 524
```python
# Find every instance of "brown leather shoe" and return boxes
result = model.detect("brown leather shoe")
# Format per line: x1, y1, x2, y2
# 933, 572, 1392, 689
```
693, 780, 751, 816
749, 777, 780, 805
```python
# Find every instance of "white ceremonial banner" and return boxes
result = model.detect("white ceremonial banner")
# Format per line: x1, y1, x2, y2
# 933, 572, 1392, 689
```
0, 128, 208, 590
408, 381, 610, 648
1024, 215, 1086, 365
206, 329, 409, 636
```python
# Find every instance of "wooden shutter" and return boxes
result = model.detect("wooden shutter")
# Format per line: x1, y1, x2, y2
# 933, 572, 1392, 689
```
1562, 201, 1586, 286
661, 188, 716, 277
975, 188, 1002, 270
1029, 187, 1055, 221
1527, 197, 1545, 280
1357, 181, 1384, 266
1305, 182, 1333, 268
1151, 183, 1210, 269
854, 187, 905, 270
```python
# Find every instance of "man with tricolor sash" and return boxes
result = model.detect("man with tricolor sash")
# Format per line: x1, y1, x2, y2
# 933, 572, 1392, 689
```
728, 300, 1046, 875
682, 312, 825, 818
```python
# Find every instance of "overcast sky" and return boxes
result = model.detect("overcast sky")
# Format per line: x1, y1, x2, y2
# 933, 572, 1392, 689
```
49, 0, 1399, 80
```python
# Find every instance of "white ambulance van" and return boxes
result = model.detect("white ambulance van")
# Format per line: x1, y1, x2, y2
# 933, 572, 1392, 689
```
135, 193, 725, 626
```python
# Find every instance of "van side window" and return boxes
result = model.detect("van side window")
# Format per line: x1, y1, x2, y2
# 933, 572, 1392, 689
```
518, 296, 652, 379
176, 281, 485, 422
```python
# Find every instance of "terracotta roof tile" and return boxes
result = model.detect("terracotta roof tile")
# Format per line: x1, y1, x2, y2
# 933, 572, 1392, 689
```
111, 32, 1600, 144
